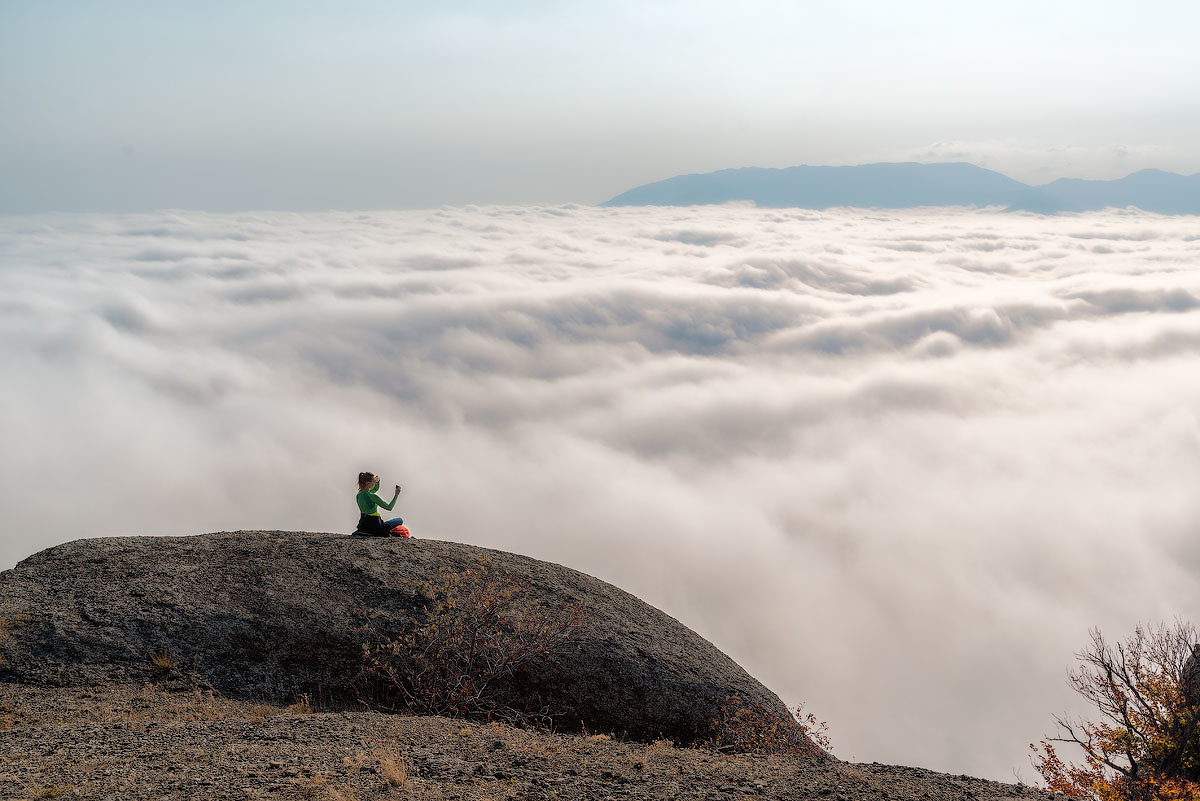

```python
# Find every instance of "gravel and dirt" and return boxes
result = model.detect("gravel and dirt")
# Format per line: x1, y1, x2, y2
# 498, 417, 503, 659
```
1, 682, 1058, 801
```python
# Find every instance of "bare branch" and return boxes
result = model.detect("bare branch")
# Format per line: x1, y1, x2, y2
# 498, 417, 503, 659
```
1035, 621, 1200, 801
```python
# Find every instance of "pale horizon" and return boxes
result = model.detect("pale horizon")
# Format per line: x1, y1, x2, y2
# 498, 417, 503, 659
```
3, 1, 1200, 212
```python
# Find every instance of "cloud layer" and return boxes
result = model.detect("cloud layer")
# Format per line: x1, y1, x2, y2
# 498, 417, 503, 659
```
3, 205, 1200, 779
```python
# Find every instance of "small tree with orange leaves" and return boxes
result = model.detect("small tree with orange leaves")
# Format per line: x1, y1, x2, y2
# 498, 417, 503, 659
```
1031, 621, 1200, 801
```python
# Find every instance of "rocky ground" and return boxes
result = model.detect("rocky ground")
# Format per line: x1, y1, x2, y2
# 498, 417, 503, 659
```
0, 683, 1057, 801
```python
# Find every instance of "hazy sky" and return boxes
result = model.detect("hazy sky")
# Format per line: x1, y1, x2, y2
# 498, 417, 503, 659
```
3, 1, 1200, 211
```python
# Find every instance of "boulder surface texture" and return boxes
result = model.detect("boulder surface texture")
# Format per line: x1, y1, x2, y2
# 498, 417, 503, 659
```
0, 531, 790, 744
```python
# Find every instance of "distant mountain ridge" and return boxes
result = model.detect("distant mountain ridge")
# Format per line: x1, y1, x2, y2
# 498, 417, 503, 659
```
601, 162, 1200, 214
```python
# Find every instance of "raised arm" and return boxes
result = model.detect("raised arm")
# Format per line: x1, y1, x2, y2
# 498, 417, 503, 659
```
371, 488, 400, 511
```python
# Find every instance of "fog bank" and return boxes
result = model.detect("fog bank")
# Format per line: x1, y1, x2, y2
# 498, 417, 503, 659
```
3, 205, 1200, 779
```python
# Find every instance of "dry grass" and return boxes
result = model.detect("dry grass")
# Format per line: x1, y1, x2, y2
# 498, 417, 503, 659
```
286, 694, 313, 714
297, 773, 326, 798
93, 686, 241, 724
149, 651, 175, 672
326, 783, 357, 801
507, 728, 567, 762
26, 786, 73, 800
588, 733, 612, 742
637, 738, 676, 768
376, 746, 409, 787
6, 684, 287, 730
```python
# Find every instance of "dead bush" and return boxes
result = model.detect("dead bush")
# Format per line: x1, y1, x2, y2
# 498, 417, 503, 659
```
286, 694, 313, 714
358, 556, 584, 726
701, 694, 831, 757
376, 746, 409, 787
149, 651, 175, 672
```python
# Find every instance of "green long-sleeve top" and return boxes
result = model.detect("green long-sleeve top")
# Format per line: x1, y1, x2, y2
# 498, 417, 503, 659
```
356, 480, 398, 516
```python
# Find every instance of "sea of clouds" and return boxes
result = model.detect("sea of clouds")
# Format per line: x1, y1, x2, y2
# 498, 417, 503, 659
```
3, 204, 1200, 779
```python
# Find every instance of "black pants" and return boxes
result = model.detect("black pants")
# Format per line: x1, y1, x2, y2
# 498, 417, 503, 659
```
355, 514, 401, 537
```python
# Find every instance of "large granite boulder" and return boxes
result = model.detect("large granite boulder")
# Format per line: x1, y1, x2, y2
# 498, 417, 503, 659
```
0, 531, 793, 745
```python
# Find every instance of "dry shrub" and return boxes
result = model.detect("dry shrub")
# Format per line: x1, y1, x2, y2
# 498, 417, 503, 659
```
588, 733, 612, 742
286, 694, 313, 714
359, 556, 584, 726
149, 651, 175, 672
642, 738, 674, 765
376, 747, 409, 787
702, 695, 831, 757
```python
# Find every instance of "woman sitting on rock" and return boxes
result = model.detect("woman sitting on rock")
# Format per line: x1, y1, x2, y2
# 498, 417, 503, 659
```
354, 471, 405, 537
